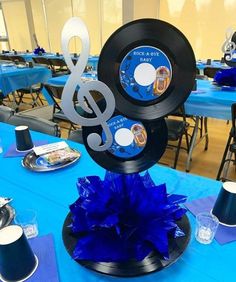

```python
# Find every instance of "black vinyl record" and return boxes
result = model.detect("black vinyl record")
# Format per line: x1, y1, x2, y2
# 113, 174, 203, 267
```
98, 18, 196, 121
82, 114, 167, 174
62, 213, 191, 277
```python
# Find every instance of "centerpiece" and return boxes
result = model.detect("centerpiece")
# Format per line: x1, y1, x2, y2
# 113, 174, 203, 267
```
60, 17, 195, 276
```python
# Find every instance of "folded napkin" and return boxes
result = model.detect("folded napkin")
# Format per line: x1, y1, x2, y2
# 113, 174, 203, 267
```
3, 141, 48, 158
185, 196, 236, 245
28, 234, 59, 282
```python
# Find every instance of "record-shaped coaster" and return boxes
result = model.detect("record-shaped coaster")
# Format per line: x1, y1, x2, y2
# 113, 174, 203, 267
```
82, 114, 167, 174
98, 18, 196, 120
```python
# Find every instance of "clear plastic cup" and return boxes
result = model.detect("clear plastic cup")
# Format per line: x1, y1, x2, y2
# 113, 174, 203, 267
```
14, 209, 38, 239
195, 212, 219, 244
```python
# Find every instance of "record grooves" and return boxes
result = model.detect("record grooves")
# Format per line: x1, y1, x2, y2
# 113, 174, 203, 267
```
62, 213, 191, 277
98, 18, 196, 121
82, 115, 168, 174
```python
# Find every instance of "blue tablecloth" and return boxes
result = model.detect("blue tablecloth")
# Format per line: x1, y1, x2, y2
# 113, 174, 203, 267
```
185, 79, 236, 120
196, 61, 225, 71
0, 65, 52, 96
46, 76, 236, 120
0, 121, 234, 282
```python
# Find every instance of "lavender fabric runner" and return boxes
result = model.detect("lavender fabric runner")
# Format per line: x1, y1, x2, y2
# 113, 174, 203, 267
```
3, 141, 48, 158
185, 195, 236, 244
28, 234, 59, 282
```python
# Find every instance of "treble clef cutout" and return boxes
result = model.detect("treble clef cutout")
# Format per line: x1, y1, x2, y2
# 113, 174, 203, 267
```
221, 27, 236, 61
61, 17, 115, 152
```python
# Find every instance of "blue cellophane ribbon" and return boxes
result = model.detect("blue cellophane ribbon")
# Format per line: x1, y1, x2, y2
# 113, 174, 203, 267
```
33, 47, 45, 55
69, 171, 187, 262
214, 67, 236, 86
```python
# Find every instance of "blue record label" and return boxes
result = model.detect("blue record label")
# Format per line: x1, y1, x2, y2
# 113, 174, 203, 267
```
119, 46, 172, 101
102, 115, 147, 159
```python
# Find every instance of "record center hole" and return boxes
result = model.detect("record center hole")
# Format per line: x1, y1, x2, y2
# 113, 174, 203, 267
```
114, 128, 134, 146
134, 63, 156, 86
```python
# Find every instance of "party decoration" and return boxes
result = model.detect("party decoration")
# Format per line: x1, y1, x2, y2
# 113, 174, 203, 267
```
98, 18, 196, 121
33, 46, 45, 55
69, 171, 187, 262
222, 27, 236, 67
60, 17, 115, 152
214, 67, 236, 87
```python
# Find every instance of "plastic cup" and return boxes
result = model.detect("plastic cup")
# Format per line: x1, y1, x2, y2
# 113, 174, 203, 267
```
195, 212, 219, 244
0, 225, 38, 281
14, 209, 38, 239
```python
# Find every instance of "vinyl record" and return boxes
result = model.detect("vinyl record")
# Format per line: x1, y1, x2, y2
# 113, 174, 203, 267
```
82, 114, 167, 174
62, 213, 191, 277
98, 18, 196, 121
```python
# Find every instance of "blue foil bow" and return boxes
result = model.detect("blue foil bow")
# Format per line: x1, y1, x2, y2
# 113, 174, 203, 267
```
69, 171, 187, 262
33, 47, 45, 55
214, 67, 236, 87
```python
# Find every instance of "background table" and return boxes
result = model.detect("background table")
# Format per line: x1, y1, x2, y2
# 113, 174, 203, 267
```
0, 121, 234, 282
185, 79, 236, 120
0, 65, 51, 96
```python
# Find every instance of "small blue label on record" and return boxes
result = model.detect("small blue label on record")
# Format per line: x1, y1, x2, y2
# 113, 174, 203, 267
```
119, 45, 172, 101
102, 115, 147, 159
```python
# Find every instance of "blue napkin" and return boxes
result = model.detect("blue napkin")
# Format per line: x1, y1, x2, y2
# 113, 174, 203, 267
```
28, 234, 59, 282
3, 141, 48, 158
185, 196, 236, 245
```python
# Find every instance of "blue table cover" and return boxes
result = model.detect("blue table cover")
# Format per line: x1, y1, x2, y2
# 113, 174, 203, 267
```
46, 76, 236, 120
2, 53, 99, 70
185, 79, 236, 120
0, 65, 52, 96
0, 121, 234, 282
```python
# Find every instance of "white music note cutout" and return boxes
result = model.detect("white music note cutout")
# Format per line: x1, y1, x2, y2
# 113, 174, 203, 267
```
221, 27, 236, 61
61, 17, 115, 152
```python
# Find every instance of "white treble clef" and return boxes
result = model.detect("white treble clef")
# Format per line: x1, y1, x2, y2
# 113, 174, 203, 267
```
61, 17, 115, 151
221, 27, 236, 61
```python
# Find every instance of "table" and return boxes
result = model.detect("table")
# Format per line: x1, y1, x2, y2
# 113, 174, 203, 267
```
196, 61, 224, 71
185, 79, 236, 171
0, 64, 51, 96
0, 121, 234, 282
2, 53, 99, 70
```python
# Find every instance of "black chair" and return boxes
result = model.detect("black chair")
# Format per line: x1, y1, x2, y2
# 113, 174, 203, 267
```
203, 67, 221, 79
217, 103, 236, 181
8, 55, 26, 64
165, 106, 190, 169
48, 58, 69, 76
0, 54, 11, 61
0, 105, 14, 122
32, 57, 52, 70
68, 128, 84, 144
43, 84, 85, 133
7, 114, 61, 137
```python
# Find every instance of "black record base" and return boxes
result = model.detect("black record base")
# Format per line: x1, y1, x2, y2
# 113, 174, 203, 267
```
62, 213, 191, 277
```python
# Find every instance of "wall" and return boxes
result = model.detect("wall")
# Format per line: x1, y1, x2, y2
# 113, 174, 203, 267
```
2, 0, 32, 51
159, 0, 236, 60
2, 0, 236, 59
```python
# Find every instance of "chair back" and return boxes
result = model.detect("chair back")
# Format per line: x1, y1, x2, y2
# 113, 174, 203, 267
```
32, 57, 52, 69
231, 103, 236, 139
203, 67, 221, 79
68, 128, 84, 144
8, 55, 26, 63
7, 114, 61, 137
0, 55, 10, 61
44, 83, 78, 108
48, 58, 68, 69
0, 106, 14, 122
